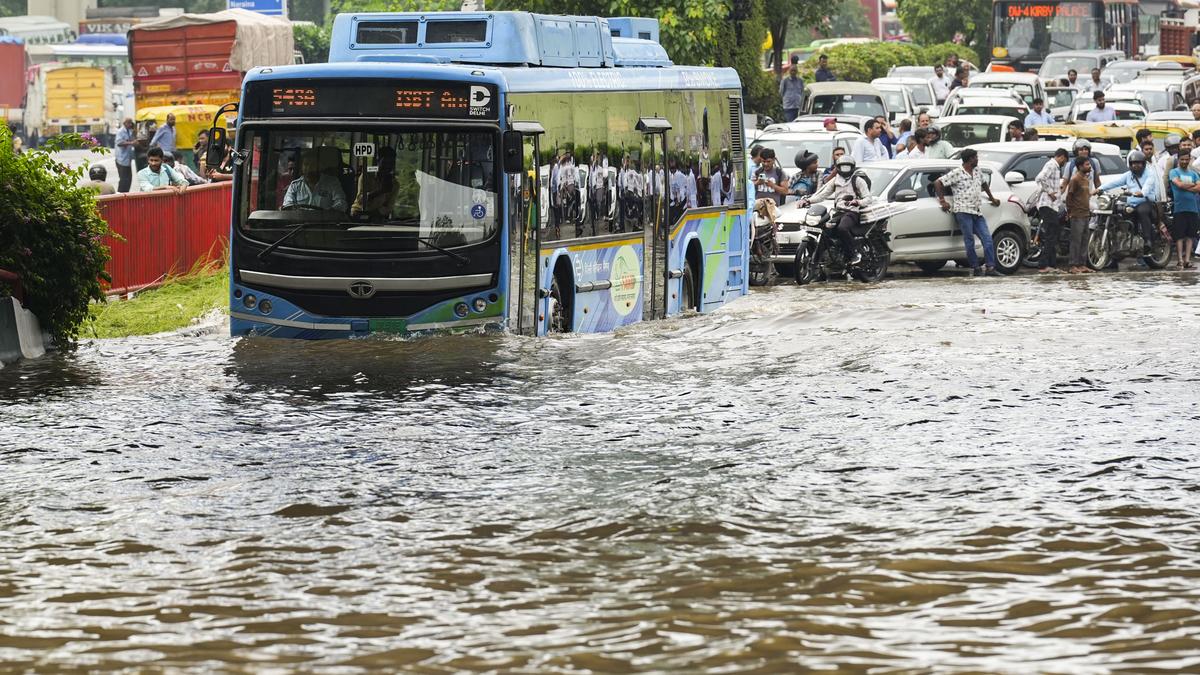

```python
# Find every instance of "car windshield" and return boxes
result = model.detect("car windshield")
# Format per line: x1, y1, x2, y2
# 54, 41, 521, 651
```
973, 149, 1018, 168
240, 127, 498, 253
1045, 88, 1076, 107
1038, 54, 1102, 80
974, 82, 1034, 103
1103, 62, 1150, 84
956, 106, 1025, 117
1121, 90, 1169, 112
879, 89, 907, 113
811, 93, 887, 117
855, 167, 898, 197
757, 137, 836, 168
890, 66, 935, 79
941, 123, 1005, 147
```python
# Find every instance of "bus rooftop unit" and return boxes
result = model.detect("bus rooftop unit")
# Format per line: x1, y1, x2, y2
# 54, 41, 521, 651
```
227, 12, 749, 339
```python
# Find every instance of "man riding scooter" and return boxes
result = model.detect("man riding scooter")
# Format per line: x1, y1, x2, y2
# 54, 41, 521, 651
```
801, 156, 875, 264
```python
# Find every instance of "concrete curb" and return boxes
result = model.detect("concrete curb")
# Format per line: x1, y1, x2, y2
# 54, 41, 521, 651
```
0, 297, 47, 368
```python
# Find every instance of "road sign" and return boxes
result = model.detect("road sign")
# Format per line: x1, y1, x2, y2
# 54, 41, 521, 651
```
227, 0, 287, 17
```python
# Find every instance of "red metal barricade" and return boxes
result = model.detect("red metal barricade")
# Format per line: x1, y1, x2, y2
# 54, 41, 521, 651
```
97, 182, 231, 295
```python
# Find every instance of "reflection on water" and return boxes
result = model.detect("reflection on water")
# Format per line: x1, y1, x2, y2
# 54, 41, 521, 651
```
2, 272, 1200, 671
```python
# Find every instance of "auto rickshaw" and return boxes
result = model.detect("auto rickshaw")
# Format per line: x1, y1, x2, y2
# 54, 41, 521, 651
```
1147, 54, 1200, 72
1033, 122, 1138, 153
135, 104, 230, 168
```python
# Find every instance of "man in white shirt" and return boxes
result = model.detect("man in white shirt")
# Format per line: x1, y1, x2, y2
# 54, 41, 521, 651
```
850, 119, 888, 164
282, 151, 347, 211
1024, 98, 1055, 128
1085, 91, 1116, 123
930, 64, 950, 104
1079, 68, 1105, 94
905, 128, 929, 160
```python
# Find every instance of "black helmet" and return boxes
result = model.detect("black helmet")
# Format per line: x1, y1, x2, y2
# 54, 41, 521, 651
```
794, 150, 819, 171
88, 165, 107, 181
1127, 150, 1147, 167
835, 156, 856, 178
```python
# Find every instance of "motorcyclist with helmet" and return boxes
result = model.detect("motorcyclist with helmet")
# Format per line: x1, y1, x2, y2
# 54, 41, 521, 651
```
1062, 138, 1101, 191
924, 126, 955, 159
1099, 150, 1160, 256
801, 155, 875, 264
789, 151, 821, 199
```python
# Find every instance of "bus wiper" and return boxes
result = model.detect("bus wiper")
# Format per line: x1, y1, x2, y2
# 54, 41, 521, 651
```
415, 236, 470, 266
257, 221, 340, 260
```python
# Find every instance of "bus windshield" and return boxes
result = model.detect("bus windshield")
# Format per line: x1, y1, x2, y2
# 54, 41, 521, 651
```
240, 127, 498, 253
994, 2, 1102, 64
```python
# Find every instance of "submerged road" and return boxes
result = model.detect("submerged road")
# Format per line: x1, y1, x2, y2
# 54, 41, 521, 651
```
2, 270, 1200, 671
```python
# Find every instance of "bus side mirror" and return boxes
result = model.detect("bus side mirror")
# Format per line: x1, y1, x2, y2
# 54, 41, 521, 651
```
206, 126, 228, 171
502, 130, 523, 174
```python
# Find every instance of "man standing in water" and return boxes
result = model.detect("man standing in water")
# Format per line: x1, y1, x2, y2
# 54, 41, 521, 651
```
935, 149, 1002, 277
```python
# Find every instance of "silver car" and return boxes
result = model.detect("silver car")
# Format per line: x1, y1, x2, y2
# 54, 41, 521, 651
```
774, 159, 1032, 276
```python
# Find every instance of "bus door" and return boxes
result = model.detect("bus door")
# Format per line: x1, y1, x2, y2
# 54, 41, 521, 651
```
638, 117, 671, 321
504, 122, 544, 336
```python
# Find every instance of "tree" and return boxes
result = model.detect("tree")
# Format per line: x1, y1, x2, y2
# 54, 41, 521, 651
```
764, 0, 824, 77
896, 0, 992, 54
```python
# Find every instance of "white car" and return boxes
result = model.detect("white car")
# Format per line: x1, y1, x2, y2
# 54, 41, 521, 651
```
967, 72, 1047, 107
872, 76, 939, 117
1066, 99, 1148, 122
875, 83, 919, 126
752, 128, 864, 183
936, 115, 1020, 148
943, 89, 1029, 118
773, 159, 1031, 275
1106, 82, 1186, 114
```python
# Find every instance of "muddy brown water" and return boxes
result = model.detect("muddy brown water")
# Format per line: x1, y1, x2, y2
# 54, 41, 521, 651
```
3, 271, 1200, 672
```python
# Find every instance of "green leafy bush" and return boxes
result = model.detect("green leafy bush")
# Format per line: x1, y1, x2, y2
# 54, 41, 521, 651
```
292, 22, 332, 65
797, 41, 981, 83
0, 128, 113, 347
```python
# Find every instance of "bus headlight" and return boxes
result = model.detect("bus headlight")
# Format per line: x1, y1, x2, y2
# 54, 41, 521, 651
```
472, 298, 487, 313
454, 302, 470, 318
243, 294, 257, 309
258, 299, 273, 315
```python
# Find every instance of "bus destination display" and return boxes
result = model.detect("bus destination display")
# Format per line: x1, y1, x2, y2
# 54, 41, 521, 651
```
258, 81, 497, 119
1005, 2, 1094, 18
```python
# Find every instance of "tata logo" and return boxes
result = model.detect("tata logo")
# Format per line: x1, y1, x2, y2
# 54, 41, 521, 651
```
348, 280, 376, 299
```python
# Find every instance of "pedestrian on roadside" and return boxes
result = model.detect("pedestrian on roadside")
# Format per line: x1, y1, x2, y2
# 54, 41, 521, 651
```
138, 147, 187, 193
163, 151, 207, 186
907, 128, 929, 159
1169, 149, 1200, 269
1035, 149, 1070, 273
923, 126, 954, 159
822, 117, 838, 132
780, 55, 804, 122
1066, 69, 1080, 91
1081, 68, 1104, 94
1065, 156, 1093, 273
875, 115, 897, 157
1086, 91, 1116, 122
150, 113, 177, 154
1007, 120, 1025, 142
935, 148, 1003, 277
752, 148, 787, 205
1025, 98, 1055, 129
896, 118, 913, 146
822, 146, 845, 185
114, 117, 136, 193
931, 64, 950, 103
1190, 100, 1200, 121
950, 66, 968, 91
1023, 128, 1039, 141
850, 119, 888, 164
192, 129, 209, 171
84, 165, 115, 195
814, 54, 835, 82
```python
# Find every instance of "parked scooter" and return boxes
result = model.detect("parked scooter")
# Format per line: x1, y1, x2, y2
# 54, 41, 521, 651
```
749, 198, 780, 286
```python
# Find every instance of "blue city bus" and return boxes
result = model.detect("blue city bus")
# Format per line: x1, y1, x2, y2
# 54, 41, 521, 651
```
223, 12, 749, 338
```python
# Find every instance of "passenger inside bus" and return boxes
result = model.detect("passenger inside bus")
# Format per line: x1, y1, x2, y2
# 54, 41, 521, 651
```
352, 146, 398, 218
282, 149, 349, 211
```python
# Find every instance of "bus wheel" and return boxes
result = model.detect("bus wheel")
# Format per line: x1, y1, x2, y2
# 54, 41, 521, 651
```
549, 277, 570, 333
682, 259, 698, 312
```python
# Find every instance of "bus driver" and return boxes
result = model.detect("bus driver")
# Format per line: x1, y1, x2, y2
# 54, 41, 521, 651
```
283, 149, 349, 212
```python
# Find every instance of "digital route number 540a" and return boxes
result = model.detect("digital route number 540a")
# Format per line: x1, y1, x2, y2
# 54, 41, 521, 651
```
252, 80, 498, 120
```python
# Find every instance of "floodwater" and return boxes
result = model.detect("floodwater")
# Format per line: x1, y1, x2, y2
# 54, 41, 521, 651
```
3, 271, 1200, 672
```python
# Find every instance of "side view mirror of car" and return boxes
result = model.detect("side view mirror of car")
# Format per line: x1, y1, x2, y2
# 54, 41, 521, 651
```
502, 130, 523, 174
1004, 170, 1025, 185
894, 189, 919, 203
1176, 104, 1189, 111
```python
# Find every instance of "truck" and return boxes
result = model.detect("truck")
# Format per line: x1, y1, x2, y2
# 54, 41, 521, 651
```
23, 63, 112, 145
0, 37, 23, 135
127, 8, 293, 111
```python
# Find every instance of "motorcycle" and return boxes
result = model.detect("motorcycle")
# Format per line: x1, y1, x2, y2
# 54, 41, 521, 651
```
1088, 188, 1172, 270
792, 198, 894, 284
749, 198, 780, 286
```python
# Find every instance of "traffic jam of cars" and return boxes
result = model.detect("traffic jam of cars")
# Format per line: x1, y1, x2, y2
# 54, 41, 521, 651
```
751, 51, 1200, 285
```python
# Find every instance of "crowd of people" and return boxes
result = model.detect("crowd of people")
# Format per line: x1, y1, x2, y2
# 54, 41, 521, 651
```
101, 113, 231, 195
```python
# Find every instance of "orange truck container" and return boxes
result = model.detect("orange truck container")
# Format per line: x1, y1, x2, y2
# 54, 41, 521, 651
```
128, 8, 293, 109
